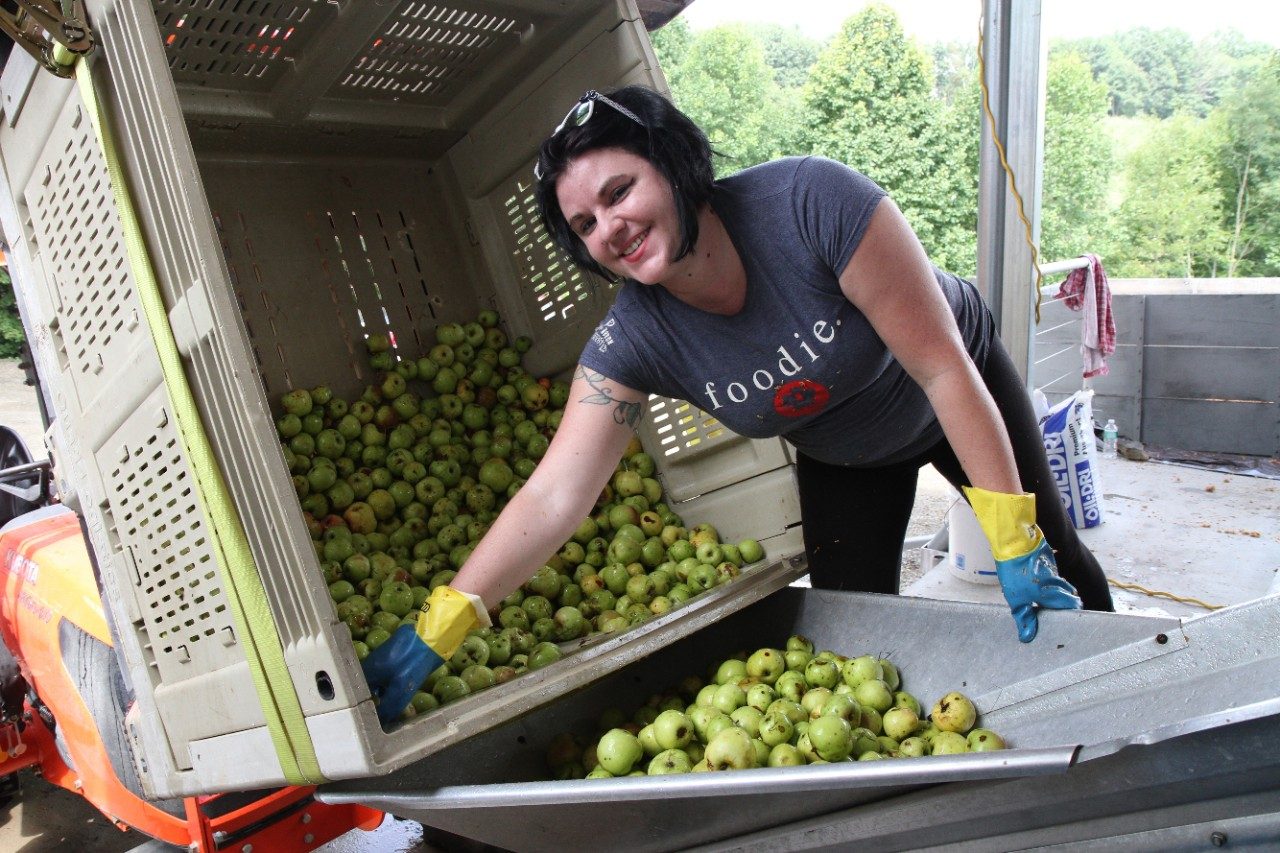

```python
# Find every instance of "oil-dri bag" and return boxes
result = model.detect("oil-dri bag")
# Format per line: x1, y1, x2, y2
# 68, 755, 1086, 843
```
1040, 390, 1105, 529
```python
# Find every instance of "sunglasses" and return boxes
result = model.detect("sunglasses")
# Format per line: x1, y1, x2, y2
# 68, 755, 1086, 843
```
534, 90, 645, 180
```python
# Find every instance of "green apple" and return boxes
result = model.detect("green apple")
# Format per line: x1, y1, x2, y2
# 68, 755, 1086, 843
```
648, 748, 692, 775
882, 706, 921, 741
712, 682, 747, 714
704, 726, 757, 770
930, 731, 970, 755
596, 728, 643, 775
930, 691, 978, 734
804, 657, 841, 690
967, 728, 1006, 752
854, 679, 895, 714
841, 655, 884, 689
898, 736, 929, 757
745, 648, 786, 685
730, 706, 764, 738
758, 710, 794, 747
745, 683, 776, 714
768, 743, 806, 767
652, 709, 693, 751
637, 724, 662, 758
808, 715, 854, 762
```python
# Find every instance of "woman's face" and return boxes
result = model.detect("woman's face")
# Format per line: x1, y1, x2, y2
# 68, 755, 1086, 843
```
555, 147, 681, 285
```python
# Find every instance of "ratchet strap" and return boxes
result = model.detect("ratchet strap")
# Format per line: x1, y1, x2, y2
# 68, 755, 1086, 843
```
74, 58, 323, 783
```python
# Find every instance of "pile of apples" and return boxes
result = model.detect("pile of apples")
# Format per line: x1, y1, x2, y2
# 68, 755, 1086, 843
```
275, 311, 766, 717
547, 635, 1006, 777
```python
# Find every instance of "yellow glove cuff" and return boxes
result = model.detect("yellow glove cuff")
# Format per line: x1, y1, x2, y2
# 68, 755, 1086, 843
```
415, 586, 491, 660
962, 486, 1044, 561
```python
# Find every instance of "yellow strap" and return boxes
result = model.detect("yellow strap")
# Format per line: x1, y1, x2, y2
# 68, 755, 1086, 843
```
416, 586, 487, 660
962, 486, 1043, 561
75, 59, 323, 784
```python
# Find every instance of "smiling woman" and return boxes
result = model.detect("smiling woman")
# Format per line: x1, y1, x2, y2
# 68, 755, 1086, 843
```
518, 84, 1113, 646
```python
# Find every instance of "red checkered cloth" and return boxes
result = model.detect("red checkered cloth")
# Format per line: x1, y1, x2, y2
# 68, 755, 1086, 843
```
1055, 253, 1115, 379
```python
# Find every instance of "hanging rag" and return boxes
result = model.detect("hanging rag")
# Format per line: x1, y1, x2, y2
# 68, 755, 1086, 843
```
1055, 253, 1115, 379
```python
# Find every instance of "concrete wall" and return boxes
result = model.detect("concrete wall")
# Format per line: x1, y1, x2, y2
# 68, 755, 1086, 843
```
1033, 280, 1279, 457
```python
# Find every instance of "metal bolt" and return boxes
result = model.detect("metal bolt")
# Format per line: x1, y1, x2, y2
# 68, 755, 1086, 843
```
301, 812, 312, 824
242, 845, 253, 853
304, 834, 314, 844
1210, 831, 1228, 847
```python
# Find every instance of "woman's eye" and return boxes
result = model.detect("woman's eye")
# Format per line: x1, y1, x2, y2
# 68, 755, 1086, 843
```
611, 182, 630, 202
579, 218, 595, 236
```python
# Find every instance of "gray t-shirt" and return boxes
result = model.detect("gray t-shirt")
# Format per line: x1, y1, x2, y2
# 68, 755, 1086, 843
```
578, 156, 993, 467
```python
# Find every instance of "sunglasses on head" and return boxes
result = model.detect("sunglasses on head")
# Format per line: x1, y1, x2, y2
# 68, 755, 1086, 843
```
533, 90, 645, 180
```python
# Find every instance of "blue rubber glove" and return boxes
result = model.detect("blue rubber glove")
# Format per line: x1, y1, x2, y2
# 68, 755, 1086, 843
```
362, 586, 488, 726
964, 487, 1083, 643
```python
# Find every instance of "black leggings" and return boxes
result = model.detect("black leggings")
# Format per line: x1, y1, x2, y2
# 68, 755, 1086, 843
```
796, 338, 1114, 611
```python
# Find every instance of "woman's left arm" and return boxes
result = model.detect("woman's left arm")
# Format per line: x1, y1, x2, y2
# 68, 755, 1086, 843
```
842, 198, 1082, 643
838, 197, 1020, 494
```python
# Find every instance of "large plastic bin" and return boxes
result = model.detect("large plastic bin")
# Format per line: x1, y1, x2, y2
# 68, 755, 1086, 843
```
0, 0, 802, 797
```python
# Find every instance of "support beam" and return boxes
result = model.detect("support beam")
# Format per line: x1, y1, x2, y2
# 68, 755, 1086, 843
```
977, 0, 1047, 387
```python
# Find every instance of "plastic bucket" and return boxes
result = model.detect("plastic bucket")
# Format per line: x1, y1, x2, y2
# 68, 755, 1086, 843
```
946, 500, 999, 585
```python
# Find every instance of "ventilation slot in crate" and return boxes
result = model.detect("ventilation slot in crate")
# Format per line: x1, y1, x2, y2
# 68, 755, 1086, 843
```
27, 105, 133, 382
156, 0, 334, 89
502, 175, 614, 329
649, 397, 728, 458
339, 2, 525, 104
107, 406, 231, 682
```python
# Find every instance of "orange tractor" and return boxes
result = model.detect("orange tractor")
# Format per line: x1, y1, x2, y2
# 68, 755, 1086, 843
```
0, 422, 384, 851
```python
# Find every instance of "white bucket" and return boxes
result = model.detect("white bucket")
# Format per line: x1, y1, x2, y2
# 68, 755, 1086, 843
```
946, 499, 999, 585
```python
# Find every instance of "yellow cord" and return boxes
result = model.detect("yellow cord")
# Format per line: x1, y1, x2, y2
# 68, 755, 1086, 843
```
1107, 578, 1223, 611
976, 11, 1045, 324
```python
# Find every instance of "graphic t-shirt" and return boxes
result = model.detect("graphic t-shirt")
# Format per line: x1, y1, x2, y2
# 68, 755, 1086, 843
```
577, 156, 993, 467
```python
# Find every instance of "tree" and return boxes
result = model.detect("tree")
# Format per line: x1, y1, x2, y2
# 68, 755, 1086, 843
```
0, 267, 26, 359
742, 23, 821, 90
1040, 52, 1114, 265
650, 16, 692, 77
931, 40, 978, 106
1216, 52, 1280, 276
661, 25, 783, 175
799, 5, 973, 271
1107, 115, 1228, 277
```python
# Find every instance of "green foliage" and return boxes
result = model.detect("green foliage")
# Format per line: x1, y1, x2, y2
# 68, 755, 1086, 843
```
1216, 52, 1280, 276
652, 13, 1275, 283
662, 24, 784, 175
798, 5, 974, 272
650, 17, 692, 77
0, 266, 27, 359
1040, 52, 1114, 265
1106, 115, 1228, 277
931, 40, 979, 106
741, 23, 821, 89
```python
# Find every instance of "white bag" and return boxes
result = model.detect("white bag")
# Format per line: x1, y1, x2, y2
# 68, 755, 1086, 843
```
1040, 390, 1105, 529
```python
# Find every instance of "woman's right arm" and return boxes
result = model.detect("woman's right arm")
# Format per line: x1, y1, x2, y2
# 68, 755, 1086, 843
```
448, 365, 647, 610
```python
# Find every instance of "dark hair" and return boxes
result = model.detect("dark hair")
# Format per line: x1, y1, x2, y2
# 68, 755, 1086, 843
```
534, 86, 715, 282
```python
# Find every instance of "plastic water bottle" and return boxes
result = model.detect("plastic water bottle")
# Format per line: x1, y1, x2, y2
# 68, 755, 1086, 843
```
1102, 419, 1118, 459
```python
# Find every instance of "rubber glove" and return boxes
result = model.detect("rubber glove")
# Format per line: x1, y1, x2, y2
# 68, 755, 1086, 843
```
963, 486, 1082, 643
362, 585, 490, 726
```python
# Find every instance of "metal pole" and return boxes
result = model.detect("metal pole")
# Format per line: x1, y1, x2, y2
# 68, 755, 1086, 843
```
976, 0, 1046, 387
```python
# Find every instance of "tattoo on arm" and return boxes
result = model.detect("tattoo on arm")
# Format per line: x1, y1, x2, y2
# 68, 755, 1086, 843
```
575, 366, 642, 428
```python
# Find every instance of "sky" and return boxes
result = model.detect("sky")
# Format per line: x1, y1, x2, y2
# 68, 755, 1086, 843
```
677, 0, 1280, 47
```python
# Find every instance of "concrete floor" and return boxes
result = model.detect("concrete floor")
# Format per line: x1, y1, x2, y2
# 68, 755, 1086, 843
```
0, 359, 1276, 851
904, 453, 1280, 619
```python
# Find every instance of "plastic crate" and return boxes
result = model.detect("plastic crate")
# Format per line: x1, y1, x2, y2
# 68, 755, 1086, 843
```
0, 0, 803, 797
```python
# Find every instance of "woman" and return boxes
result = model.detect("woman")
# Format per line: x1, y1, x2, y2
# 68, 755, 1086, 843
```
364, 86, 1110, 724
